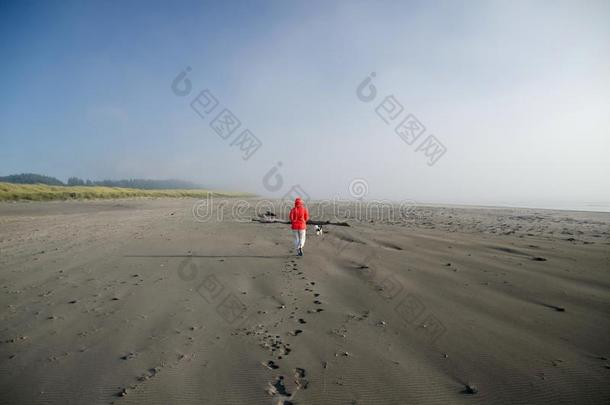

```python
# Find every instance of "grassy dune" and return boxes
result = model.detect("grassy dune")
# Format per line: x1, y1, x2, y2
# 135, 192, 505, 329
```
0, 182, 251, 201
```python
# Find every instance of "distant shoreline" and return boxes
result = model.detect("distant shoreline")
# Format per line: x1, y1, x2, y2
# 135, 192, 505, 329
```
403, 201, 610, 214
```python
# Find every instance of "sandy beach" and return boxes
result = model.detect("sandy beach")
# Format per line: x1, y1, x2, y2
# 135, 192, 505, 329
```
0, 198, 609, 404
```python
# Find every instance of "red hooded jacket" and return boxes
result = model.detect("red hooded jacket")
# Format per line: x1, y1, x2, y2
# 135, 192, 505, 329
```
289, 198, 309, 230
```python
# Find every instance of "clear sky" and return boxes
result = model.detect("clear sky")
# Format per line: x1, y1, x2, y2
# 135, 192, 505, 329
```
1, 0, 609, 209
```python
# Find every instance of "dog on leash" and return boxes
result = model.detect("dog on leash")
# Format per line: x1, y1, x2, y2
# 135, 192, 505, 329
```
315, 225, 323, 236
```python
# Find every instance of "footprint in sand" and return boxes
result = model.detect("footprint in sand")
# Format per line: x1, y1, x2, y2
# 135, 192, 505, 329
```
266, 369, 308, 402
263, 360, 280, 370
120, 352, 137, 360
267, 375, 291, 397
294, 367, 309, 389
462, 383, 478, 394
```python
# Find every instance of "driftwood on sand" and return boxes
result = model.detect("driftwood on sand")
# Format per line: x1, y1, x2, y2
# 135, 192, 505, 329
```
251, 218, 350, 227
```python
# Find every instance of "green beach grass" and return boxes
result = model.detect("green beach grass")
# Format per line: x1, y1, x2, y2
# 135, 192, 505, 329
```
0, 182, 252, 201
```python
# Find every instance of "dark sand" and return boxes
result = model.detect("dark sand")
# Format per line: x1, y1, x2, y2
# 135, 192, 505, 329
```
1, 198, 609, 404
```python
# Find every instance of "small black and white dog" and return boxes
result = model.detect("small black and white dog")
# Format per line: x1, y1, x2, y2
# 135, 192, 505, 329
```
314, 225, 323, 236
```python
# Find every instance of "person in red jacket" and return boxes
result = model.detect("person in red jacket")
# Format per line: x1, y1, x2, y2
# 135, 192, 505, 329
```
289, 197, 309, 256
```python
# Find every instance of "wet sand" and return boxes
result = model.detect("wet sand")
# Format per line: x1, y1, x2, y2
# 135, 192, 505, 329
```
1, 198, 609, 404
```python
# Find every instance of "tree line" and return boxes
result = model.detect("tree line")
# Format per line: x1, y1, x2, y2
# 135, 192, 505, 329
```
0, 173, 203, 190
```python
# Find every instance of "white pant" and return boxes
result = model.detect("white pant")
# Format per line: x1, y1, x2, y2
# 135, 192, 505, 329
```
293, 230, 306, 250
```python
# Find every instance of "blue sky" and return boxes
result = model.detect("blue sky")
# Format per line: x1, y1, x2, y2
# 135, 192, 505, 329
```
1, 0, 609, 208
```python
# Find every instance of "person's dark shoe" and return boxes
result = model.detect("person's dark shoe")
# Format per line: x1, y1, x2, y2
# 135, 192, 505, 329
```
298, 248, 303, 256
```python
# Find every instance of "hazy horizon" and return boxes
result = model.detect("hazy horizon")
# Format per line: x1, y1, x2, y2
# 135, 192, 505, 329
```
2, 0, 609, 211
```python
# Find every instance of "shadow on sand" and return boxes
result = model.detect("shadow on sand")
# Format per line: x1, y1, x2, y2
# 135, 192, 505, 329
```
124, 254, 289, 259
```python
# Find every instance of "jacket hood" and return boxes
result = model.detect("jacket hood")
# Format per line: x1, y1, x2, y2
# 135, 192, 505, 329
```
294, 197, 303, 207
